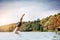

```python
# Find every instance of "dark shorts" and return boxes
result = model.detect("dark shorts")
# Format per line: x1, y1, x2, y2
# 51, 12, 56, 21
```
17, 22, 22, 27
58, 28, 60, 31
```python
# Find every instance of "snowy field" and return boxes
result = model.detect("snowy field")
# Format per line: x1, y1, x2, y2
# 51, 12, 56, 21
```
0, 32, 60, 40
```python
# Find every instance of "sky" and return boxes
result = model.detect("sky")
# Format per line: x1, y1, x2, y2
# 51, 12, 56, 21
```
0, 0, 60, 25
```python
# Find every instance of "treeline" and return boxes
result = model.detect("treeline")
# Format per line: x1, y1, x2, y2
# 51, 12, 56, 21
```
0, 13, 60, 32
20, 19, 43, 32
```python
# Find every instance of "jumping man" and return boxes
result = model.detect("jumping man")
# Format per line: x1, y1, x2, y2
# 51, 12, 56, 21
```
14, 14, 25, 34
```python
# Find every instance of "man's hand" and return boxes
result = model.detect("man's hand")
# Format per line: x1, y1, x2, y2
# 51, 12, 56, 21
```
20, 14, 25, 22
22, 14, 25, 17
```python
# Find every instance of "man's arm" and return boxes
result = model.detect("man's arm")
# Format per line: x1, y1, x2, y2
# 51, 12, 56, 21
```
20, 14, 25, 22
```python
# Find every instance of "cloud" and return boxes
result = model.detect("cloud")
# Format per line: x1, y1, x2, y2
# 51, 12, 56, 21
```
0, 0, 60, 25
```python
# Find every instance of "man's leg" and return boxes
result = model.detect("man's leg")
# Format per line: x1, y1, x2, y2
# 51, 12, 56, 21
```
13, 27, 19, 33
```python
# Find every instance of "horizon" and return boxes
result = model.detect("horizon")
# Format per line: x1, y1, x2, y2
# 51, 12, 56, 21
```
0, 0, 60, 26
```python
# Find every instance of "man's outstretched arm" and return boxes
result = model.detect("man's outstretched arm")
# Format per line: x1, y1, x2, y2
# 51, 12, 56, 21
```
20, 14, 25, 22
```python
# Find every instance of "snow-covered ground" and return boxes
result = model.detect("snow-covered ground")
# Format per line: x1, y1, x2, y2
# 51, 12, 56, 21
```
0, 32, 59, 40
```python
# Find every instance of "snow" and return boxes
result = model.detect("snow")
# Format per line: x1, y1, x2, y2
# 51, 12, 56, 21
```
0, 32, 59, 40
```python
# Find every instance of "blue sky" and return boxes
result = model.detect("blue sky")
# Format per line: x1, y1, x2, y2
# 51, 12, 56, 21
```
0, 0, 60, 25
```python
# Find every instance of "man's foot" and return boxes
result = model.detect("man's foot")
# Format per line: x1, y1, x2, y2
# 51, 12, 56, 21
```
15, 31, 19, 34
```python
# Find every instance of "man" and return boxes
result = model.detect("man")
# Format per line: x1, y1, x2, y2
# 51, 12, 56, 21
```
14, 14, 25, 34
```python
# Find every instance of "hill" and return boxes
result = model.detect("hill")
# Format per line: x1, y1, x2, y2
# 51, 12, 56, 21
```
40, 13, 60, 32
0, 23, 16, 32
